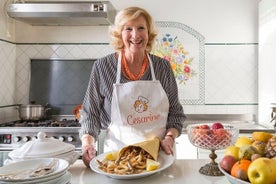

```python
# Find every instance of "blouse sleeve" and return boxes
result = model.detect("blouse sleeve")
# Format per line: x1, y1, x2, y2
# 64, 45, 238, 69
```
79, 61, 102, 141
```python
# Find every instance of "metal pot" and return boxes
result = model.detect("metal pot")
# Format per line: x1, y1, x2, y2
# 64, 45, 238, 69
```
18, 104, 50, 121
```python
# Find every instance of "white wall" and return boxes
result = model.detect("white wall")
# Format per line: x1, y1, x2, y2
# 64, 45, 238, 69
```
14, 0, 259, 43
0, 0, 15, 41
0, 0, 262, 124
258, 0, 276, 124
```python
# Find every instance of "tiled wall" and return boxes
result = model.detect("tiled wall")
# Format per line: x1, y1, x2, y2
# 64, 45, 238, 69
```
0, 40, 258, 122
0, 40, 17, 123
184, 44, 258, 116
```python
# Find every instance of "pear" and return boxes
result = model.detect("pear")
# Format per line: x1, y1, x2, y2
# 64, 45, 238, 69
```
251, 141, 266, 156
239, 145, 258, 160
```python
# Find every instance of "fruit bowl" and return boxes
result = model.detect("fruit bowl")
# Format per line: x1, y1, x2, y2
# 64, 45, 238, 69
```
218, 164, 250, 184
187, 123, 239, 176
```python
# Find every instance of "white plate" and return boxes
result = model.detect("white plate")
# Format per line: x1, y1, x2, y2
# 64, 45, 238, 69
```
0, 158, 69, 182
218, 164, 250, 184
90, 150, 174, 180
0, 171, 71, 184
7, 150, 80, 165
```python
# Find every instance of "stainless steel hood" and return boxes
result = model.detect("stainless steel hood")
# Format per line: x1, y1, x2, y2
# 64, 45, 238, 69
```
6, 1, 116, 26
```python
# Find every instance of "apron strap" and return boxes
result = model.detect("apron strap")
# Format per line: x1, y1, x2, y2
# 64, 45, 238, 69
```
116, 52, 122, 84
116, 52, 156, 84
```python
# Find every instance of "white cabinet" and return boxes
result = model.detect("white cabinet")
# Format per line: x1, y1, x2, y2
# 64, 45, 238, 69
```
175, 134, 197, 159
175, 134, 225, 160
176, 133, 252, 160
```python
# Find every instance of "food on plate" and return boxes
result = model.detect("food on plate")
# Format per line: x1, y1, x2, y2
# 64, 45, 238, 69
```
247, 157, 276, 184
105, 151, 119, 161
96, 137, 160, 175
146, 158, 160, 172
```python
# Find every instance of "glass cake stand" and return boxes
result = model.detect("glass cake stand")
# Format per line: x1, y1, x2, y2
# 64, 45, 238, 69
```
187, 124, 239, 176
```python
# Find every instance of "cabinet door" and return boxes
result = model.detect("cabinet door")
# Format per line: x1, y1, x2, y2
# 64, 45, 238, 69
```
175, 134, 197, 159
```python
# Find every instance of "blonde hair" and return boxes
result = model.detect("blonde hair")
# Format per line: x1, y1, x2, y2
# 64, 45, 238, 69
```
109, 7, 157, 52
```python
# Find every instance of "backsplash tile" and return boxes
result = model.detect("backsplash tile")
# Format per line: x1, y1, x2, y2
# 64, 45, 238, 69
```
0, 39, 258, 121
205, 44, 258, 104
15, 44, 114, 105
0, 40, 17, 122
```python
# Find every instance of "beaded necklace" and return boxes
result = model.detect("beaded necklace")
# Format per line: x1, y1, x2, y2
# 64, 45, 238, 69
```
121, 51, 148, 81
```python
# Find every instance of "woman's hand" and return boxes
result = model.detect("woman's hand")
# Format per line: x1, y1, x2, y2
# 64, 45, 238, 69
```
161, 135, 175, 155
161, 128, 179, 155
81, 134, 96, 168
82, 144, 96, 168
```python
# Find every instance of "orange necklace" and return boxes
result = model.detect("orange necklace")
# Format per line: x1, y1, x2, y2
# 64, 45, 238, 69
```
121, 51, 148, 81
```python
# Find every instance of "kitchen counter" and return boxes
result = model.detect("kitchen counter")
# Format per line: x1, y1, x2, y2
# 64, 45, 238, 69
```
68, 159, 231, 184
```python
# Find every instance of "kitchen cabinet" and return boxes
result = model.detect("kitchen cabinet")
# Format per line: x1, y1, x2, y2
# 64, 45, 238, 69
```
175, 134, 224, 160
175, 133, 254, 160
175, 134, 198, 159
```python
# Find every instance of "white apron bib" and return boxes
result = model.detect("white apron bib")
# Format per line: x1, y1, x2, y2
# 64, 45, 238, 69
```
104, 52, 169, 152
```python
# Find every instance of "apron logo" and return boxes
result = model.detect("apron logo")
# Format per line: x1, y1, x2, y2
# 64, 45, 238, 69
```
126, 96, 161, 126
134, 96, 149, 113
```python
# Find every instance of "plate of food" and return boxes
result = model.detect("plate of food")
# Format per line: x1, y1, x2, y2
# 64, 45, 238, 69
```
90, 138, 174, 179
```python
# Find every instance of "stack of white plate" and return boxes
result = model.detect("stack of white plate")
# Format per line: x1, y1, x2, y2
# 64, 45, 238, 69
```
0, 158, 71, 184
5, 132, 79, 166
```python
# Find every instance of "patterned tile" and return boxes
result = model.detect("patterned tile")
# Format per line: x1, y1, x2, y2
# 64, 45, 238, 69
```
0, 40, 258, 120
205, 45, 258, 104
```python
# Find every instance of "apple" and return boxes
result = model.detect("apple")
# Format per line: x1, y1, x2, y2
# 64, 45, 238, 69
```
200, 124, 210, 129
212, 122, 224, 129
248, 157, 276, 184
220, 155, 238, 173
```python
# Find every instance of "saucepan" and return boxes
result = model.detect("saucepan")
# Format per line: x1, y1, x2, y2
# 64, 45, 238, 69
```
17, 103, 51, 121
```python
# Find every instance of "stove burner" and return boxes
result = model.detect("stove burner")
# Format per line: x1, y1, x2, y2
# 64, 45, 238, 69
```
0, 119, 80, 127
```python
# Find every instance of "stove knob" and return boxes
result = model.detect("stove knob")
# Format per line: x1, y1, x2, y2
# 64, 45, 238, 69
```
67, 136, 74, 142
59, 136, 65, 142
14, 136, 21, 142
50, 136, 57, 139
23, 136, 30, 142
32, 136, 38, 140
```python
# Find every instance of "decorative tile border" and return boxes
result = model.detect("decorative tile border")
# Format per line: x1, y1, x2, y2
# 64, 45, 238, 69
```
154, 21, 205, 105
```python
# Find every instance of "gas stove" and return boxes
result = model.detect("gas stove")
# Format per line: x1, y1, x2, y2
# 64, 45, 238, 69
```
0, 118, 82, 152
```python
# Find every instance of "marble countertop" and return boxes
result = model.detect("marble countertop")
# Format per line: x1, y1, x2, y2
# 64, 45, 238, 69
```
68, 159, 232, 184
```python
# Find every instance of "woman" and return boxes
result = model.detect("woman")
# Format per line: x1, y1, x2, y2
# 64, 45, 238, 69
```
79, 6, 186, 167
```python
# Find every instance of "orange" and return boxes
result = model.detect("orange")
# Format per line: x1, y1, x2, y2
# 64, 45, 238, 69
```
231, 159, 251, 180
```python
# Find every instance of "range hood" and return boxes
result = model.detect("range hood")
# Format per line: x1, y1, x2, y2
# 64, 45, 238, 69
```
6, 1, 116, 26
